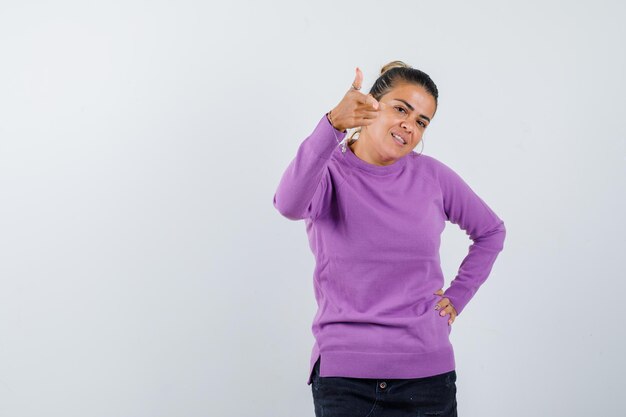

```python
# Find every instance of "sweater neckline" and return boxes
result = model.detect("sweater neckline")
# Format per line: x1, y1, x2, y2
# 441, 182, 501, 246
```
342, 142, 409, 175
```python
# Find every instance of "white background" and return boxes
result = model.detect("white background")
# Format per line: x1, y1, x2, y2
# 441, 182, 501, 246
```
0, 1, 624, 416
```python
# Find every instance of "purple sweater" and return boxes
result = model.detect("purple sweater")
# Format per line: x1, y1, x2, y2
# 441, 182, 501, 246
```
273, 114, 506, 386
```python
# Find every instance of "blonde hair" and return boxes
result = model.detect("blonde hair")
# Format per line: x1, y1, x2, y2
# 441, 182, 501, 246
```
380, 60, 412, 75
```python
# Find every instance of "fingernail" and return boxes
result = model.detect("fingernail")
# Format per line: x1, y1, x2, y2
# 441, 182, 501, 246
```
434, 305, 440, 310
440, 311, 445, 316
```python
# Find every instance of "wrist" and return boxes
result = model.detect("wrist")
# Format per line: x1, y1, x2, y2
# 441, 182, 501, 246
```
326, 110, 346, 133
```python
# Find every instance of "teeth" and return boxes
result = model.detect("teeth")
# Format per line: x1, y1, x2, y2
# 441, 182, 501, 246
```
392, 134, 406, 144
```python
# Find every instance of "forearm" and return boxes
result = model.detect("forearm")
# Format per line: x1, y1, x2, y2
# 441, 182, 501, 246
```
273, 114, 346, 220
443, 221, 506, 315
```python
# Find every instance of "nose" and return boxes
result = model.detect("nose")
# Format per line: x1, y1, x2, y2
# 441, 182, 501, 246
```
400, 120, 414, 134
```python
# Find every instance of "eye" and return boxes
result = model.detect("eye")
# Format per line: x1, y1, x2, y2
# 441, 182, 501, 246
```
394, 106, 407, 114
418, 121, 426, 128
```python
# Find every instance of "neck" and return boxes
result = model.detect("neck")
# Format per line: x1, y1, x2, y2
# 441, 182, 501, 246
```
349, 133, 397, 167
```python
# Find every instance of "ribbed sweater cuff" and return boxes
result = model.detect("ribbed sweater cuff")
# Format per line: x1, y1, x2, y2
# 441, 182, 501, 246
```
307, 113, 348, 160
442, 286, 471, 317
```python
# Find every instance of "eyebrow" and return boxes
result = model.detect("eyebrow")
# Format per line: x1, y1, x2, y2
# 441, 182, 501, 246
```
393, 99, 431, 123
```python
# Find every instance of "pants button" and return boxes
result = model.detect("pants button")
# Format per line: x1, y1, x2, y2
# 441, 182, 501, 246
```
379, 381, 387, 389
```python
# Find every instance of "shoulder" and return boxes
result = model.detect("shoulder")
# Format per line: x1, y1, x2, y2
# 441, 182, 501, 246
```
408, 152, 458, 183
410, 152, 454, 170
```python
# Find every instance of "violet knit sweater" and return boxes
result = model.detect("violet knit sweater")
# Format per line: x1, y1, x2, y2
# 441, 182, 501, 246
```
273, 114, 506, 386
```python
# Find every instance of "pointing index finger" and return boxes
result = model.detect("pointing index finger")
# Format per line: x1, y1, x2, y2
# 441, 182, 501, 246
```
365, 93, 379, 110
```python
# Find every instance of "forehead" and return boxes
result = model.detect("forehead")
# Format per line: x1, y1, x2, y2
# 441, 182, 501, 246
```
383, 83, 436, 115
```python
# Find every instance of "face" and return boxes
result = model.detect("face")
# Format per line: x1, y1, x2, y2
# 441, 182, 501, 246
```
353, 82, 437, 166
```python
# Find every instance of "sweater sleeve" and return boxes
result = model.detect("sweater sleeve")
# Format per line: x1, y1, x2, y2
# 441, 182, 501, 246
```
272, 114, 347, 221
436, 160, 507, 316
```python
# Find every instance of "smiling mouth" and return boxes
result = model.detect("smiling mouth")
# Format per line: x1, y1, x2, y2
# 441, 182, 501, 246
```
391, 133, 407, 145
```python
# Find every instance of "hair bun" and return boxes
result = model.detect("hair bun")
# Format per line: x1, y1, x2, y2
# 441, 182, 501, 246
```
380, 60, 412, 75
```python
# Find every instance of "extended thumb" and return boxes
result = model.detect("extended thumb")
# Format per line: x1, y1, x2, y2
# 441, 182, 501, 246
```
352, 67, 363, 90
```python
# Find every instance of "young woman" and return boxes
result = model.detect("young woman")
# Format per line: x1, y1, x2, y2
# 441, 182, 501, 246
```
273, 61, 506, 417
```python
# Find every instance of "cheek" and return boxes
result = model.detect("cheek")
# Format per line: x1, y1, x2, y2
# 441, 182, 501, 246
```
383, 113, 401, 125
367, 119, 388, 136
380, 115, 399, 133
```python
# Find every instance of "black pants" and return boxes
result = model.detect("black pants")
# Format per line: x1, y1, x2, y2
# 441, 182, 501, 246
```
311, 357, 458, 417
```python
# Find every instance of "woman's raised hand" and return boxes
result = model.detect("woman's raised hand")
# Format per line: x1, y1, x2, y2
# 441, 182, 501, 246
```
328, 67, 381, 132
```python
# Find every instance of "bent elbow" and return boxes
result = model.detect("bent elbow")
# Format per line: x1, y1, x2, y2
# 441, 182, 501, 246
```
273, 193, 305, 221
492, 221, 507, 251
474, 220, 506, 252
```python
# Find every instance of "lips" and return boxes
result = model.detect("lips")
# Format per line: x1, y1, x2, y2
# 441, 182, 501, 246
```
391, 132, 407, 145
